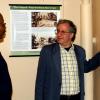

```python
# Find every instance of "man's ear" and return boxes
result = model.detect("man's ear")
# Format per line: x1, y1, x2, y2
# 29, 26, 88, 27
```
0, 13, 4, 23
0, 13, 6, 41
70, 33, 74, 39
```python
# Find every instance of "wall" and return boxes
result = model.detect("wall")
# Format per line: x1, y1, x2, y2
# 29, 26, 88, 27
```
0, 0, 80, 100
92, 0, 100, 100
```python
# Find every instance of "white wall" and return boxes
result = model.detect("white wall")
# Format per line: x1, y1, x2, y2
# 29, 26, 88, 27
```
0, 0, 80, 100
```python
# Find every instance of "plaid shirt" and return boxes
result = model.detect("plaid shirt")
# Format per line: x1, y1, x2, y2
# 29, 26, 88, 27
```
60, 45, 80, 95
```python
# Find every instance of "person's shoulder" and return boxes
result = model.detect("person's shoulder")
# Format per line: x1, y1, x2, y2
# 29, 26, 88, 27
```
42, 43, 58, 49
73, 44, 85, 51
40, 43, 59, 54
0, 52, 3, 59
0, 52, 7, 66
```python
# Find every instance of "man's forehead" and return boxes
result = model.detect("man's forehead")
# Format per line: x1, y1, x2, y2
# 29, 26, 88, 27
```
57, 23, 71, 28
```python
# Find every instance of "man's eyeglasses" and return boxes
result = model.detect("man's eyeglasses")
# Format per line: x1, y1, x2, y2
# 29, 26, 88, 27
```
55, 29, 71, 35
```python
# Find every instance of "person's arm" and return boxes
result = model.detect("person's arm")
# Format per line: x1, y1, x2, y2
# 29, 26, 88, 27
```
35, 47, 47, 100
0, 53, 12, 99
84, 52, 100, 73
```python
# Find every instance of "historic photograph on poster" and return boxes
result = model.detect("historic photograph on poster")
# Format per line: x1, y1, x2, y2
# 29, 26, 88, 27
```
31, 12, 57, 50
31, 12, 57, 27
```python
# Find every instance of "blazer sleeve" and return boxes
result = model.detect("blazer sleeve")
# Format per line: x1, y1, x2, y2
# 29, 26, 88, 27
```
84, 52, 100, 73
0, 53, 12, 99
35, 47, 47, 100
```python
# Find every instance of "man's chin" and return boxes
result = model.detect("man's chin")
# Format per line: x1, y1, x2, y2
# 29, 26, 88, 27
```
57, 40, 63, 44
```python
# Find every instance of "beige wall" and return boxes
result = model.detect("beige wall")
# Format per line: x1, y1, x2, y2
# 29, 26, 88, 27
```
93, 0, 100, 100
0, 0, 80, 100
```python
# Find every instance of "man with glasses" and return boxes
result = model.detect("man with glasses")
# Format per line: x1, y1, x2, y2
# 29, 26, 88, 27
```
35, 19, 100, 100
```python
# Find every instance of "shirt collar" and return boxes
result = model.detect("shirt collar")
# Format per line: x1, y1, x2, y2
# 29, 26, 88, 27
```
59, 44, 74, 52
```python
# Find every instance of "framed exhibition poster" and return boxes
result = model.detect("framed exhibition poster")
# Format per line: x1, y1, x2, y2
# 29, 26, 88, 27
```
10, 4, 61, 56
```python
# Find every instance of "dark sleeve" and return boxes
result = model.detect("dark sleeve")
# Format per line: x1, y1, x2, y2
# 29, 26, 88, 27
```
0, 53, 12, 100
84, 52, 100, 73
35, 47, 47, 100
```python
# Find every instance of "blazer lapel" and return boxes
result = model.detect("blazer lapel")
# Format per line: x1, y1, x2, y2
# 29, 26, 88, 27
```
74, 45, 84, 76
52, 43, 62, 82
